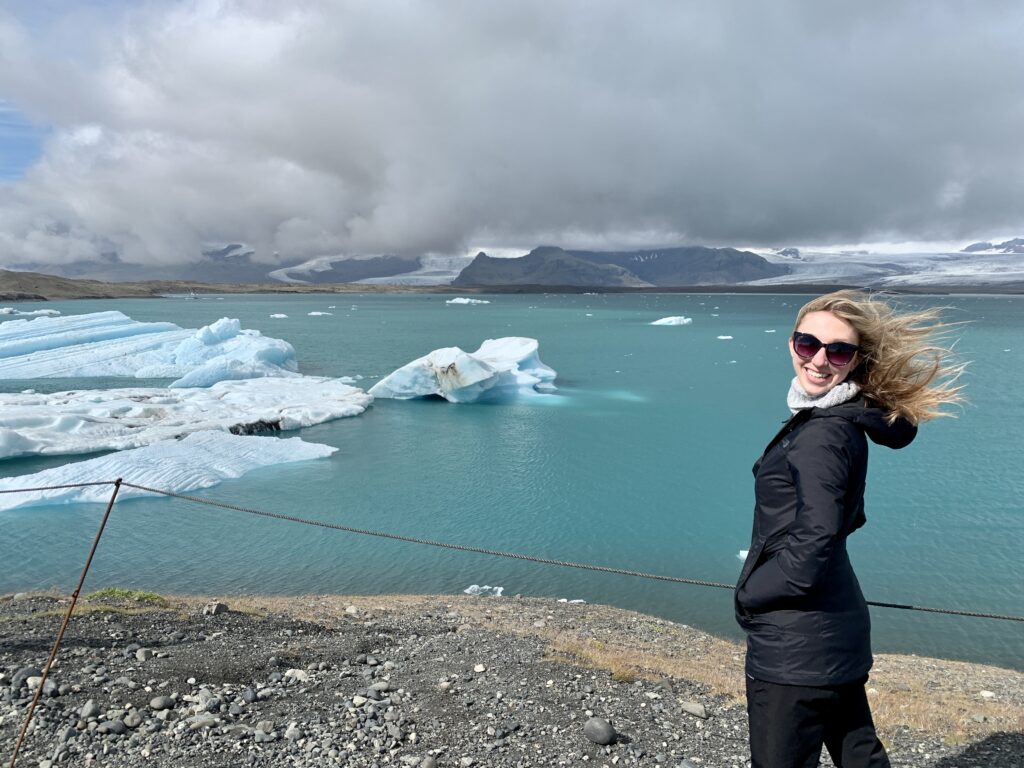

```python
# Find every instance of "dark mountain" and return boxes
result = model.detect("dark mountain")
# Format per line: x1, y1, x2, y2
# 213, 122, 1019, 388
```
962, 238, 1024, 254
453, 246, 787, 287
276, 255, 422, 284
452, 248, 650, 287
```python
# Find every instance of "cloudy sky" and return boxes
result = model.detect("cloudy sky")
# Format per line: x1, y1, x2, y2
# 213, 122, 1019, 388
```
1, 1, 1022, 270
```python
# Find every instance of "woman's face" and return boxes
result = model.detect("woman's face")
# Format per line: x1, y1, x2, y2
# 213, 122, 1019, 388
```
790, 310, 860, 396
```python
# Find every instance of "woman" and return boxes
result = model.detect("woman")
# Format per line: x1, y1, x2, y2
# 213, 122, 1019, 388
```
734, 290, 963, 768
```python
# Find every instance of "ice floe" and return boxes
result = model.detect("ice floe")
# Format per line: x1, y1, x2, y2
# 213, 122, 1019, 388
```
738, 549, 749, 561
0, 431, 336, 511
446, 297, 490, 305
464, 585, 504, 597
0, 308, 61, 318
270, 313, 288, 318
717, 335, 734, 340
307, 311, 332, 316
0, 311, 299, 387
650, 316, 693, 326
0, 378, 371, 459
369, 337, 556, 403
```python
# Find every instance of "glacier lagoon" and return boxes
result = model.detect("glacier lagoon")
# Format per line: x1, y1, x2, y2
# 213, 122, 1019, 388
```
1, 292, 1021, 670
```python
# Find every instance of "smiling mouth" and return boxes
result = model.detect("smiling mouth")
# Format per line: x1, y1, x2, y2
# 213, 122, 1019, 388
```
805, 369, 831, 382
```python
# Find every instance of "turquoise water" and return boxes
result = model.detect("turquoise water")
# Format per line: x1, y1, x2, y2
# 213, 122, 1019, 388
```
1, 292, 1021, 670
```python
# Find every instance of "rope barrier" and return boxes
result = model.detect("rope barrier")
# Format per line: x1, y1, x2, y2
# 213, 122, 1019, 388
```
1, 479, 1021, 622
119, 481, 1024, 623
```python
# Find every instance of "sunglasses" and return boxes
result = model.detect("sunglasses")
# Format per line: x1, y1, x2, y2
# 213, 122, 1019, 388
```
791, 332, 861, 367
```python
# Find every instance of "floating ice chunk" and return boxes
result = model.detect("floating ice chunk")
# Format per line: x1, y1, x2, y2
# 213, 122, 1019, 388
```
0, 377, 371, 459
464, 585, 505, 597
369, 337, 556, 403
446, 297, 490, 305
270, 313, 288, 318
650, 316, 693, 326
738, 550, 749, 561
0, 431, 336, 511
0, 308, 61, 318
307, 311, 332, 316
0, 311, 298, 387
765, 329, 777, 333
717, 335, 733, 340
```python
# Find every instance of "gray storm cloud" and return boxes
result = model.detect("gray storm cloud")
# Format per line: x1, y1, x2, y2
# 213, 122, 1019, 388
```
1, 1, 1023, 268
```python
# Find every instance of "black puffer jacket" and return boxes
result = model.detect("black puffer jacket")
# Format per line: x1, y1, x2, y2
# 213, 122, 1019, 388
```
735, 397, 916, 686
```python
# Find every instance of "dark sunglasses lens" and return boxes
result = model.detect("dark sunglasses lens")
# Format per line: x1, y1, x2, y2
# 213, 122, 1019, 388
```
793, 334, 820, 359
826, 345, 857, 367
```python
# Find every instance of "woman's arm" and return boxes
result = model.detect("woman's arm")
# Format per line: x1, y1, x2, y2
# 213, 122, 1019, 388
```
737, 421, 859, 613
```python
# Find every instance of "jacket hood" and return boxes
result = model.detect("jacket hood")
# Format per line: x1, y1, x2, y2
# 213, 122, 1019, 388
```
817, 397, 918, 449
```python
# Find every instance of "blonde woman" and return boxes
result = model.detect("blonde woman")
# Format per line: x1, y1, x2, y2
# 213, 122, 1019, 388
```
734, 291, 963, 768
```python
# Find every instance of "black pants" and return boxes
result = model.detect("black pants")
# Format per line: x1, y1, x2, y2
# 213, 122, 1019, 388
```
746, 675, 890, 768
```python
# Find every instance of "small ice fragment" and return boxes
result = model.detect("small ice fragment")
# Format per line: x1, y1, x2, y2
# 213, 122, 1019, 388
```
738, 550, 749, 561
650, 316, 692, 326
270, 313, 288, 318
717, 335, 733, 340
765, 329, 777, 333
307, 311, 332, 316
446, 297, 490, 305
463, 585, 504, 597
328, 305, 336, 309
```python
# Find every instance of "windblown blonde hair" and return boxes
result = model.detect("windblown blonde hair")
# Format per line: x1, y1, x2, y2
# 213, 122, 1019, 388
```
794, 290, 965, 424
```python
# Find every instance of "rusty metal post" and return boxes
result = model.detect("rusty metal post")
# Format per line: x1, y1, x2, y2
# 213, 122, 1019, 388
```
7, 478, 123, 768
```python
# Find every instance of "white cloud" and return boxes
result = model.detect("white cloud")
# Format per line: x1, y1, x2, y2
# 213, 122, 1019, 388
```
0, 1, 1023, 270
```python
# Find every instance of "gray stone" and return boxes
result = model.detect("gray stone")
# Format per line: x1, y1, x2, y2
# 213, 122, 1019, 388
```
583, 717, 616, 745
124, 712, 143, 729
679, 700, 707, 719
241, 687, 258, 704
42, 678, 60, 697
135, 648, 153, 662
98, 719, 127, 735
284, 723, 303, 740
202, 602, 228, 616
80, 699, 102, 719
149, 695, 175, 711
12, 592, 28, 601
419, 758, 437, 768
11, 666, 42, 689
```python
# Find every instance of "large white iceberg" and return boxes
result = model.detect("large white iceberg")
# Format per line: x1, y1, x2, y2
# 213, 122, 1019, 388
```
0, 431, 336, 511
0, 311, 298, 387
650, 316, 693, 326
0, 377, 372, 459
369, 337, 556, 403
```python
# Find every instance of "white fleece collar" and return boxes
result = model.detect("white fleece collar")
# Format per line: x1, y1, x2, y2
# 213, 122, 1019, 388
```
787, 377, 860, 415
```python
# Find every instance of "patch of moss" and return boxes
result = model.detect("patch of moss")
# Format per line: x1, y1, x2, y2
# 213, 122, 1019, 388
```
85, 587, 170, 608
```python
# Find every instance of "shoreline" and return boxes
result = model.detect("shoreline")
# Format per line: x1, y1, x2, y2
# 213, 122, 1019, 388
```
3, 591, 1021, 767
3, 267, 1024, 301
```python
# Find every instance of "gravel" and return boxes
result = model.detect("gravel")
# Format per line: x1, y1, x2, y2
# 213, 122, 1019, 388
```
1, 594, 1019, 767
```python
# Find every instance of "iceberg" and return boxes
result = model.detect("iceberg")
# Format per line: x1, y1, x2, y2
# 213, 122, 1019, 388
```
0, 377, 371, 459
446, 297, 490, 305
0, 308, 61, 318
650, 316, 692, 326
0, 431, 336, 511
369, 337, 556, 403
0, 311, 298, 387
717, 335, 734, 340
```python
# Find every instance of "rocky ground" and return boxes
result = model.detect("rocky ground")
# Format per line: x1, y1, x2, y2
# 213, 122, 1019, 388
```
1, 592, 1021, 768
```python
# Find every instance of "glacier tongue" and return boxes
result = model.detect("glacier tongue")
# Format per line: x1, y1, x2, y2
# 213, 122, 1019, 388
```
0, 377, 372, 460
0, 430, 337, 511
0, 310, 299, 387
369, 337, 556, 403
